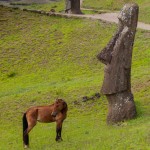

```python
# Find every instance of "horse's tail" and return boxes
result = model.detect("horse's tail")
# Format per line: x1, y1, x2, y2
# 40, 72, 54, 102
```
23, 113, 29, 146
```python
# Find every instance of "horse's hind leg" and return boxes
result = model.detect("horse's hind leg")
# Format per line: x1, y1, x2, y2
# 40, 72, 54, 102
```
23, 114, 37, 148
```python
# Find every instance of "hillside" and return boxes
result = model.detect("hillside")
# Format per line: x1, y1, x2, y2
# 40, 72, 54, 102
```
0, 6, 150, 150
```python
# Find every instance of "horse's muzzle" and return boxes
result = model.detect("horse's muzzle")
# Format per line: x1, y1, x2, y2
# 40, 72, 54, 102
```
51, 112, 57, 117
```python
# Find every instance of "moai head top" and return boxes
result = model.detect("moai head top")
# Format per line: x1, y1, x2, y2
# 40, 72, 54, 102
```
118, 3, 139, 32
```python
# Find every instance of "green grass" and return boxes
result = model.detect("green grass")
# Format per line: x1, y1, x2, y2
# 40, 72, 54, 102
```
0, 6, 150, 150
83, 0, 150, 24
22, 0, 65, 12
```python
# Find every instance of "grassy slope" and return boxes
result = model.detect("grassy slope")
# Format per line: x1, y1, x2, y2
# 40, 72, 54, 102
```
83, 0, 150, 24
0, 6, 150, 150
24, 0, 65, 12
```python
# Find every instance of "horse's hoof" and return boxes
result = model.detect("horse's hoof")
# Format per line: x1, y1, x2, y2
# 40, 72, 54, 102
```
56, 138, 63, 142
57, 139, 63, 142
24, 145, 29, 149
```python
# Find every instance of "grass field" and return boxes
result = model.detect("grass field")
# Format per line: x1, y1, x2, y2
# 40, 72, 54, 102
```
0, 6, 150, 150
22, 0, 65, 12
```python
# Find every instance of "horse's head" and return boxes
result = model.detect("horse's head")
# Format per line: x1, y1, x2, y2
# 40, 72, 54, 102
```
51, 99, 67, 117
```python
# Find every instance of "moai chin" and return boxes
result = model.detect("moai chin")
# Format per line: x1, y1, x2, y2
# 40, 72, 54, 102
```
97, 3, 139, 124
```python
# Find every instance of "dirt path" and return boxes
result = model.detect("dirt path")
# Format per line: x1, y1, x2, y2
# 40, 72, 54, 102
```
54, 12, 150, 31
94, 12, 150, 31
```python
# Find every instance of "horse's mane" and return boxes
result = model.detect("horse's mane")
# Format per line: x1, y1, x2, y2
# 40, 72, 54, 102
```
61, 101, 68, 113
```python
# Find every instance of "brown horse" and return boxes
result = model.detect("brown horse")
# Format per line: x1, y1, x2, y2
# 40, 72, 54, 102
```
22, 99, 68, 148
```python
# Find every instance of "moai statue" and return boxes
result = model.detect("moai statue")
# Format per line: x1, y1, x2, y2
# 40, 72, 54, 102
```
65, 0, 71, 13
97, 3, 139, 124
65, 0, 82, 14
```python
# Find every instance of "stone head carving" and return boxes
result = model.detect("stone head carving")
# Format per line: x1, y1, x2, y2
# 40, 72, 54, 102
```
97, 3, 139, 123
97, 3, 139, 95
118, 3, 139, 31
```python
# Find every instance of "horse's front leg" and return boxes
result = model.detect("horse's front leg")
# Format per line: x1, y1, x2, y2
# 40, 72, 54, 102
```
55, 120, 63, 142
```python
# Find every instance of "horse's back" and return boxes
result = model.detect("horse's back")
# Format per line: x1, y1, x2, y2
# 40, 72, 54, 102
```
25, 106, 39, 121
37, 106, 55, 123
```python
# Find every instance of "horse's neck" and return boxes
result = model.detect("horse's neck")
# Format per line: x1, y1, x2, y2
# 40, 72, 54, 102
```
61, 106, 68, 114
48, 104, 54, 107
